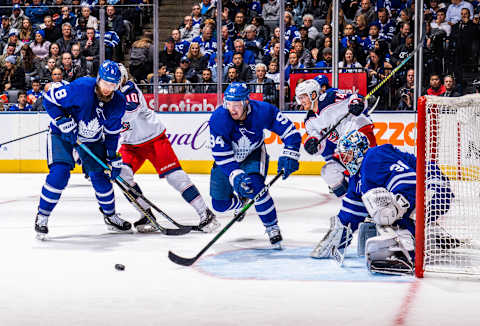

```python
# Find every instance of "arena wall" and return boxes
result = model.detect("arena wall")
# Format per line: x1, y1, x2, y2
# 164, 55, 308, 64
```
0, 112, 415, 174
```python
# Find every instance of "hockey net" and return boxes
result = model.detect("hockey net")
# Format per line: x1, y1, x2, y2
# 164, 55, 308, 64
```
416, 95, 480, 278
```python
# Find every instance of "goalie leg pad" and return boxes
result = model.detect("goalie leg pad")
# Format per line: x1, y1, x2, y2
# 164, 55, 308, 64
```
365, 226, 414, 275
311, 215, 352, 258
357, 222, 377, 257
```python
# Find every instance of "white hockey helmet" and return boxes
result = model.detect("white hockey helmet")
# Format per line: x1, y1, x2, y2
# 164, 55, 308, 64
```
295, 79, 320, 105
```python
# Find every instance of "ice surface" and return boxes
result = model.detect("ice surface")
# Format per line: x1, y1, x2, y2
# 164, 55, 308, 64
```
0, 173, 480, 325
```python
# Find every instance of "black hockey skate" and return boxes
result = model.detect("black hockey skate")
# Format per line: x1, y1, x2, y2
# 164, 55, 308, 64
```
35, 213, 49, 240
199, 208, 220, 233
101, 208, 132, 232
266, 224, 283, 249
134, 209, 158, 233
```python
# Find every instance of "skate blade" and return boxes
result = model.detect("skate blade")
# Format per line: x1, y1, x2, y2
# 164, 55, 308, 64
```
135, 225, 159, 233
106, 226, 134, 234
271, 242, 283, 250
36, 233, 48, 241
199, 220, 221, 233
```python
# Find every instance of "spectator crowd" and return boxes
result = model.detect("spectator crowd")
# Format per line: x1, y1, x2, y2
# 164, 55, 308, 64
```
1, 0, 480, 111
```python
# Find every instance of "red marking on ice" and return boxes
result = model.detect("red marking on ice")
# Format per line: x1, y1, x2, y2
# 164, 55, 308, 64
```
393, 279, 421, 326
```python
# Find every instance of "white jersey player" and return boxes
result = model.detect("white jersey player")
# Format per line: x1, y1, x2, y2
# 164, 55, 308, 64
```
117, 64, 220, 233
295, 78, 377, 198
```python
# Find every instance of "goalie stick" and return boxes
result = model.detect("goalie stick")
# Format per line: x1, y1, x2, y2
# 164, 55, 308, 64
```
0, 128, 48, 147
168, 171, 284, 266
76, 141, 191, 236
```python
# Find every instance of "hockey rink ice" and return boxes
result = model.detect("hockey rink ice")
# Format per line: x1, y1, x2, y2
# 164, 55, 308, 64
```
1, 173, 480, 326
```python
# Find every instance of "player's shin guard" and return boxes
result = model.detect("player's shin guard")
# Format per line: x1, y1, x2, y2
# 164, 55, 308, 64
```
166, 170, 208, 218
36, 163, 71, 237
90, 172, 116, 216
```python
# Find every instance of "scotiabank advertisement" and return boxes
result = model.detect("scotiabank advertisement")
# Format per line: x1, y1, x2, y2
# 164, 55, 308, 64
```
0, 111, 416, 173
143, 93, 263, 112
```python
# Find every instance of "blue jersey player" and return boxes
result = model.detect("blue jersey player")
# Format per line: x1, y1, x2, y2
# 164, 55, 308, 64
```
34, 60, 131, 239
311, 130, 454, 274
209, 82, 301, 248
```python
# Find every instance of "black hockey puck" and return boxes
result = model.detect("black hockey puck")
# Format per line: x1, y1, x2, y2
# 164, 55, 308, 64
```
115, 264, 125, 271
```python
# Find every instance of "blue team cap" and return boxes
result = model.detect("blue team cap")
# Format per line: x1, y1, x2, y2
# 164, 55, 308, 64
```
369, 22, 381, 29
13, 4, 20, 10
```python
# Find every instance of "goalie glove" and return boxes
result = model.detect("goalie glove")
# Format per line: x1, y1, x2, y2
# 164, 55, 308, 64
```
362, 188, 410, 226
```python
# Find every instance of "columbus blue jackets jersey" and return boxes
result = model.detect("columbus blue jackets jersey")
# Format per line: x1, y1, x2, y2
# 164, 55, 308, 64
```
209, 100, 301, 177
119, 80, 166, 145
43, 77, 126, 153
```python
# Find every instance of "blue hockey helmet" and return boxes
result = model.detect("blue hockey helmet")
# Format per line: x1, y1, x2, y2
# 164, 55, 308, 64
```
337, 130, 369, 175
224, 82, 250, 102
97, 60, 121, 90
314, 74, 330, 88
223, 82, 251, 115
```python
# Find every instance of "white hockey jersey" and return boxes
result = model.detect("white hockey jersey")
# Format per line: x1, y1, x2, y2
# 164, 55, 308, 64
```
305, 91, 372, 143
119, 81, 166, 145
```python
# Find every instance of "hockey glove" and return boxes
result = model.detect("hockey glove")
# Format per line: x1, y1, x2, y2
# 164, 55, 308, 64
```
55, 116, 77, 145
304, 136, 320, 155
106, 152, 122, 181
348, 98, 364, 116
233, 172, 255, 199
278, 147, 300, 179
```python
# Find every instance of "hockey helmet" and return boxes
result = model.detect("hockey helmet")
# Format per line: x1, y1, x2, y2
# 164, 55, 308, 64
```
337, 130, 369, 175
295, 79, 320, 105
224, 82, 250, 102
224, 82, 250, 114
314, 74, 330, 88
97, 60, 121, 91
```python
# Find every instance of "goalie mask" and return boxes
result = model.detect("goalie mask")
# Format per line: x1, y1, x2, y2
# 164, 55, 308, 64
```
337, 130, 369, 175
295, 79, 320, 108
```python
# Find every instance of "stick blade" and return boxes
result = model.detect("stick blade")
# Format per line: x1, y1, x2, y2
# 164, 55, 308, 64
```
164, 226, 192, 236
168, 250, 197, 266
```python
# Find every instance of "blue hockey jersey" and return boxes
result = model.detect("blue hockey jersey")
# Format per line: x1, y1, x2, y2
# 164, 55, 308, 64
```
338, 144, 417, 231
209, 100, 301, 177
43, 77, 126, 153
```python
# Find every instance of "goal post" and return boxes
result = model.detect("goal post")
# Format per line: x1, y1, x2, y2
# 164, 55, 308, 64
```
416, 94, 480, 278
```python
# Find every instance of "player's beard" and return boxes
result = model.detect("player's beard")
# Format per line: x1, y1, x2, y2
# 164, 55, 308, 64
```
95, 84, 114, 103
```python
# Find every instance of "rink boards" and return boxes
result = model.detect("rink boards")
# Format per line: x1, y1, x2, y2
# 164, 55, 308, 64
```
0, 111, 415, 174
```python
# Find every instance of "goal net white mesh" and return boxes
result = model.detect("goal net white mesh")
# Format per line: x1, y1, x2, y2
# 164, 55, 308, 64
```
419, 94, 480, 276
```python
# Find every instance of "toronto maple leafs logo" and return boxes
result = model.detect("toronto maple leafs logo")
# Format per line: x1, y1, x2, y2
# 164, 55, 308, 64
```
232, 135, 253, 161
78, 118, 102, 138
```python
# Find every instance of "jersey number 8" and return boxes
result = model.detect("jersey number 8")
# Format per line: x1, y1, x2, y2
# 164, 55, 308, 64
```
54, 89, 67, 100
276, 112, 289, 125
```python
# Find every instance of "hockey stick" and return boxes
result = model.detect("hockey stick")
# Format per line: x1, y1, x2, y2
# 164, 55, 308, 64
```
76, 141, 191, 236
0, 128, 48, 147
113, 176, 202, 232
168, 171, 284, 266
319, 35, 425, 143
113, 179, 190, 235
